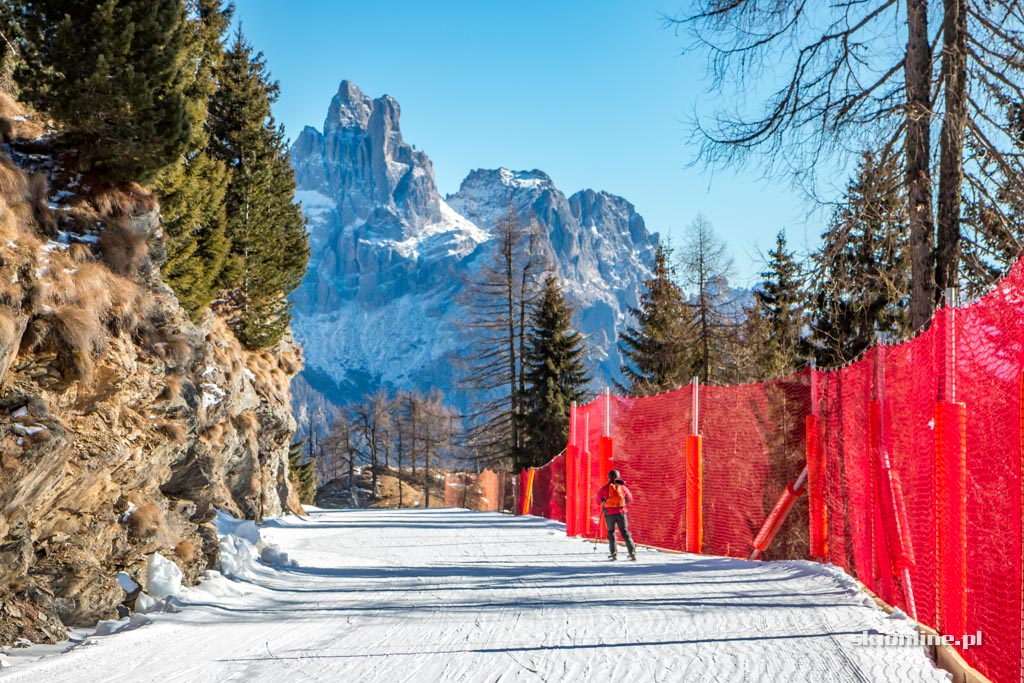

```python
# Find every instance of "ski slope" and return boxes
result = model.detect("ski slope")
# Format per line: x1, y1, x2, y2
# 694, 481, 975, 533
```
0, 508, 949, 682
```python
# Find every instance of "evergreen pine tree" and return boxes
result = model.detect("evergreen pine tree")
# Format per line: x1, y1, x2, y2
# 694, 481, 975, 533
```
676, 214, 738, 384
207, 29, 308, 349
153, 0, 232, 317
960, 200, 1022, 299
14, 0, 192, 183
288, 440, 316, 506
617, 244, 695, 396
806, 153, 910, 366
520, 274, 591, 470
960, 101, 1024, 298
0, 4, 22, 95
750, 230, 805, 377
155, 153, 231, 316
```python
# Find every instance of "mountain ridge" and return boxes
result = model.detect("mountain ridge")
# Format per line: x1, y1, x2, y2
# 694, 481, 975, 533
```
289, 81, 659, 415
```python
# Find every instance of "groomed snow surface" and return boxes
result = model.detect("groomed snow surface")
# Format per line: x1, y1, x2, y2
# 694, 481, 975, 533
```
0, 508, 949, 682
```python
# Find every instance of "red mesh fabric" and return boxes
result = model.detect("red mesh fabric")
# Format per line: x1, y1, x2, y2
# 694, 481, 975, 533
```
702, 378, 810, 559
517, 260, 1024, 681
527, 453, 566, 522
956, 278, 1024, 683
443, 470, 512, 511
443, 473, 461, 508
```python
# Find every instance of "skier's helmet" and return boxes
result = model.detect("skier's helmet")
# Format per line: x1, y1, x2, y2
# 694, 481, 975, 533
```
608, 469, 620, 481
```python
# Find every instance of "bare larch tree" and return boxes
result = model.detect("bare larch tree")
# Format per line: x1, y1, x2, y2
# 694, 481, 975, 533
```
675, 1, 1024, 329
456, 205, 546, 468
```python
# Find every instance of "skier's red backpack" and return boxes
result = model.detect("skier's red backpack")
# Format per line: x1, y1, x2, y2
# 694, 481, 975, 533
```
605, 482, 625, 508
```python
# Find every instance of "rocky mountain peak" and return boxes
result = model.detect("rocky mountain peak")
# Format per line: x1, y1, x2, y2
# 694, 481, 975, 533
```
328, 79, 374, 129
292, 80, 441, 231
498, 167, 553, 188
290, 81, 659, 415
569, 189, 649, 244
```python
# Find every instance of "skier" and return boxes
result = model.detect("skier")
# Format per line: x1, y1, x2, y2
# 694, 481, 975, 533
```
597, 469, 636, 560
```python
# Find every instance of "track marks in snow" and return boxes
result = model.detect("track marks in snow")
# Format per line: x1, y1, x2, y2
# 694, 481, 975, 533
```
0, 509, 948, 682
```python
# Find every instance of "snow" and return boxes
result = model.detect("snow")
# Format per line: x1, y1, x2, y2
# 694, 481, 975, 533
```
11, 424, 45, 436
92, 614, 150, 637
498, 167, 548, 189
290, 287, 468, 393
215, 510, 261, 544
388, 198, 486, 260
118, 502, 137, 524
145, 554, 183, 600
0, 508, 950, 681
294, 190, 336, 220
200, 383, 225, 409
41, 240, 69, 253
115, 572, 138, 593
133, 591, 161, 615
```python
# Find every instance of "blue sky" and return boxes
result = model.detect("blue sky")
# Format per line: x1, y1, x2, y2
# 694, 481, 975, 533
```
232, 0, 831, 287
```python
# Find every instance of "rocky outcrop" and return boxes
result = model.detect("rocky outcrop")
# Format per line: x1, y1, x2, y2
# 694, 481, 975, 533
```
291, 82, 483, 310
0, 148, 302, 645
292, 80, 441, 229
447, 169, 657, 378
289, 81, 659, 413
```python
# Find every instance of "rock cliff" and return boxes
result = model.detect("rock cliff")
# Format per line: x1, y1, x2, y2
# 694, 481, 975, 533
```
0, 140, 302, 645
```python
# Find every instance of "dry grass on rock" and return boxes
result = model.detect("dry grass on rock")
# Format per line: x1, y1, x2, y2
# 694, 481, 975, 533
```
126, 500, 163, 542
97, 219, 149, 277
0, 92, 46, 142
173, 538, 196, 564
158, 420, 188, 445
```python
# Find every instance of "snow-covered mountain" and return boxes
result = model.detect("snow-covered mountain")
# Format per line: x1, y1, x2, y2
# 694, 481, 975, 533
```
289, 80, 658, 412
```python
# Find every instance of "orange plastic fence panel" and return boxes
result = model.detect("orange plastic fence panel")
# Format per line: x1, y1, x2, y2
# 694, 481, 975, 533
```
598, 436, 613, 538
515, 257, 1024, 682
478, 469, 499, 511
565, 445, 576, 535
686, 434, 703, 554
575, 446, 586, 536
752, 483, 800, 555
870, 398, 918, 606
522, 469, 536, 516
889, 473, 916, 570
516, 471, 524, 514
806, 413, 828, 560
584, 448, 593, 537
443, 473, 455, 507
869, 400, 897, 603
935, 400, 967, 638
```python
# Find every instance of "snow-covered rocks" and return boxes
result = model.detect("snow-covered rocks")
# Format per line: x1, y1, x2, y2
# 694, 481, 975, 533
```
145, 553, 183, 600
115, 572, 138, 594
215, 510, 296, 580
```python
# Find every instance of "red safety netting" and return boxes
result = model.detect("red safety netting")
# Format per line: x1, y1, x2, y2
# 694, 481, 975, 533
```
443, 470, 515, 512
523, 453, 567, 522
518, 259, 1024, 682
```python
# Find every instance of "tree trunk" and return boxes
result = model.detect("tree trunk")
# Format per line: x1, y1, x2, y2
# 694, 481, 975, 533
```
347, 439, 356, 507
397, 435, 403, 509
424, 445, 431, 508
700, 295, 710, 384
936, 0, 967, 303
905, 0, 936, 332
506, 229, 518, 459
699, 248, 710, 384
370, 445, 377, 501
